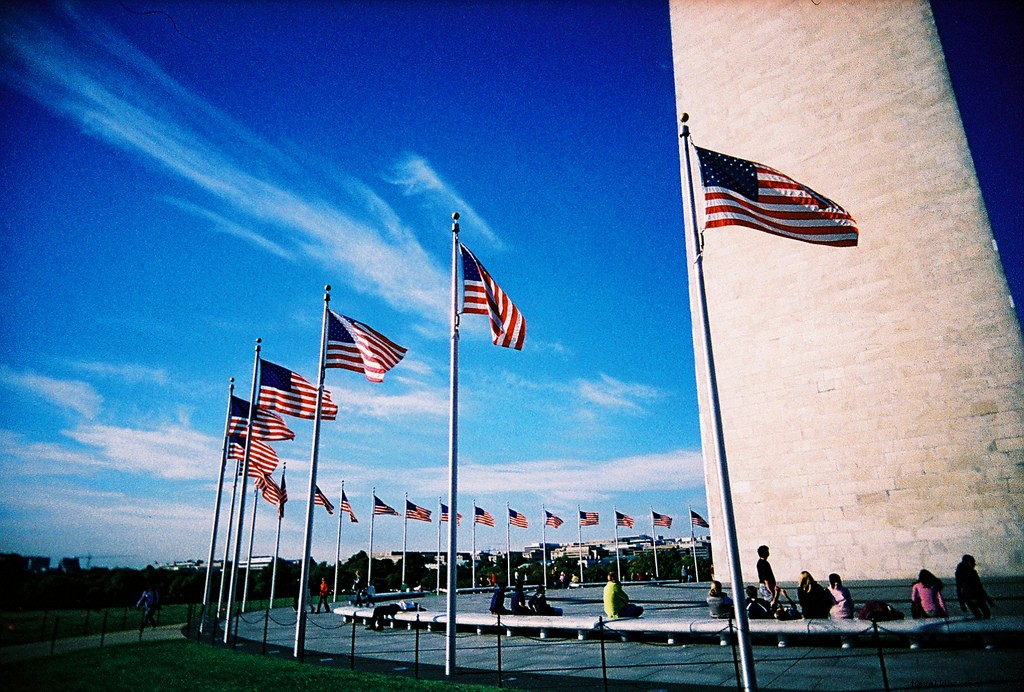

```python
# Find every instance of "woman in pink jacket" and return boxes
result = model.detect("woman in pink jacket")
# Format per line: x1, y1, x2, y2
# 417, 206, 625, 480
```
910, 569, 947, 618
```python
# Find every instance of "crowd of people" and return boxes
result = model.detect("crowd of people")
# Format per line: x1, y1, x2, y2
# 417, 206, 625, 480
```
705, 546, 997, 623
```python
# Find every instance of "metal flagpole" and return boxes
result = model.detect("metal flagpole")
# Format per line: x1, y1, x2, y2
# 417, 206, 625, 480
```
505, 502, 512, 586
216, 444, 241, 620
577, 505, 585, 586
241, 481, 259, 610
224, 338, 261, 644
613, 506, 621, 582
334, 482, 344, 599
541, 505, 548, 591
472, 503, 477, 589
293, 286, 332, 658
689, 505, 700, 583
437, 497, 443, 593
367, 489, 376, 589
651, 507, 660, 580
402, 492, 409, 589
200, 378, 234, 633
445, 212, 461, 675
269, 464, 286, 607
681, 114, 757, 691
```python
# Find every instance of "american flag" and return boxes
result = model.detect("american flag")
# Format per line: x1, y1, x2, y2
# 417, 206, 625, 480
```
544, 511, 563, 529
406, 500, 432, 523
615, 511, 635, 529
653, 511, 673, 529
690, 510, 710, 529
228, 436, 279, 476
508, 508, 528, 529
460, 243, 526, 350
258, 359, 337, 420
228, 396, 295, 441
474, 506, 495, 527
579, 511, 599, 527
440, 503, 462, 525
254, 472, 282, 507
695, 146, 858, 247
314, 485, 334, 514
340, 490, 358, 523
278, 472, 287, 519
326, 310, 407, 383
373, 495, 400, 516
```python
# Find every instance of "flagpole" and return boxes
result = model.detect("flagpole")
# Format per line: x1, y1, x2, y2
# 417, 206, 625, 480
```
505, 502, 512, 587
200, 378, 234, 634
334, 481, 344, 599
241, 480, 259, 610
294, 286, 332, 658
651, 507, 660, 580
224, 339, 261, 644
577, 505, 584, 586
689, 505, 700, 583
613, 506, 621, 583
270, 464, 286, 607
402, 492, 409, 589
445, 212, 461, 676
368, 488, 376, 589
472, 503, 477, 588
437, 497, 443, 593
541, 505, 548, 591
215, 443, 241, 621
681, 114, 757, 691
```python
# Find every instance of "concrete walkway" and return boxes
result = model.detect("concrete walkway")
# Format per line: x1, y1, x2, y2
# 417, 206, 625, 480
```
0, 623, 186, 666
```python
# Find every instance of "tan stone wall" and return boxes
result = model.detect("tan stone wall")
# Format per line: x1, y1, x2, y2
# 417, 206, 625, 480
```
670, 0, 1024, 582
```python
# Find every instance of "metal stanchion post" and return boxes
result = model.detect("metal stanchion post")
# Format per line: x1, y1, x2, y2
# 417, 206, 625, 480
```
730, 616, 741, 691
873, 620, 891, 692
83, 608, 91, 636
599, 616, 608, 692
262, 608, 270, 655
350, 616, 357, 670
100, 611, 109, 647
50, 617, 59, 655
496, 613, 503, 688
415, 613, 421, 679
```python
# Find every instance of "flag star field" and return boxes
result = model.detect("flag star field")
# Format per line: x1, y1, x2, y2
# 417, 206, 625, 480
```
0, 1, 1019, 568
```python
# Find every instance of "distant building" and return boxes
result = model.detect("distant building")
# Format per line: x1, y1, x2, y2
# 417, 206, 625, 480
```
59, 557, 81, 573
23, 556, 50, 573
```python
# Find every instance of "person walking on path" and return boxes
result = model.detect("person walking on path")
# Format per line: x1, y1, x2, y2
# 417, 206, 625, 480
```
315, 578, 331, 613
956, 555, 996, 619
603, 572, 643, 618
136, 585, 160, 630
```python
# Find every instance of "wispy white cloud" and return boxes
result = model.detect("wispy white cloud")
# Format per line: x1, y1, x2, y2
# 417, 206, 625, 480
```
0, 4, 448, 319
61, 422, 220, 480
576, 373, 662, 413
68, 360, 170, 386
328, 384, 448, 419
0, 365, 103, 418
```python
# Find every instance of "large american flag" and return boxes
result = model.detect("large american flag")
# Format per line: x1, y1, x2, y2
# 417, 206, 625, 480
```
695, 147, 858, 247
406, 500, 432, 523
228, 436, 279, 476
615, 511, 635, 529
460, 243, 526, 350
508, 508, 528, 529
340, 490, 358, 523
254, 472, 283, 512
258, 359, 337, 420
544, 511, 563, 529
440, 503, 462, 525
579, 511, 599, 527
690, 510, 710, 529
228, 396, 295, 441
653, 511, 673, 529
326, 310, 407, 383
474, 506, 495, 527
373, 495, 400, 516
314, 485, 334, 514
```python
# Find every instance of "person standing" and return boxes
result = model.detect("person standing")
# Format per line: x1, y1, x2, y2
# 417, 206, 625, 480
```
955, 555, 996, 619
136, 585, 160, 630
315, 578, 331, 613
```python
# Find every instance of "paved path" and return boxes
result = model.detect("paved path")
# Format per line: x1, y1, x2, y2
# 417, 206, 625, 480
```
0, 623, 186, 666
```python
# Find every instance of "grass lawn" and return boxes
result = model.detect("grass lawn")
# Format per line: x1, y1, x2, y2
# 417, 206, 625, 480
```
4, 639, 497, 691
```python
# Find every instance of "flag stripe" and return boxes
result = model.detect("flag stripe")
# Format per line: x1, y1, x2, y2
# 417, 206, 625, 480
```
440, 503, 462, 525
314, 485, 334, 514
406, 500, 432, 522
579, 511, 599, 527
544, 511, 564, 529
615, 511, 634, 529
695, 146, 858, 247
474, 506, 495, 527
228, 396, 296, 441
690, 510, 710, 528
374, 496, 400, 516
653, 511, 673, 528
258, 359, 338, 420
508, 508, 528, 529
326, 311, 407, 382
340, 491, 358, 523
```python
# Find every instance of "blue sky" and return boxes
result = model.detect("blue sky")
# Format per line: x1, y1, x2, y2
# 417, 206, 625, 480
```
0, 1, 1019, 569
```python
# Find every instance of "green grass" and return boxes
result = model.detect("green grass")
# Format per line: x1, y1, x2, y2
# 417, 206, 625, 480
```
4, 639, 497, 691
1, 605, 195, 647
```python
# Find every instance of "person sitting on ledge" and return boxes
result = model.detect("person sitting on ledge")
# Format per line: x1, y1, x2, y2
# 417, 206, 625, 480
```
797, 571, 831, 618
745, 585, 772, 619
489, 583, 509, 615
529, 586, 563, 616
706, 580, 734, 619
365, 599, 419, 631
603, 572, 643, 618
827, 573, 855, 620
955, 555, 996, 620
911, 569, 947, 618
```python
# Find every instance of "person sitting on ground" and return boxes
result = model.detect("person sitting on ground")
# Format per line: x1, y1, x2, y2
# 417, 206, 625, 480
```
489, 583, 509, 615
745, 585, 772, 619
707, 580, 734, 619
510, 582, 530, 615
955, 555, 996, 620
827, 573, 855, 620
603, 572, 643, 618
911, 569, 947, 619
528, 586, 563, 616
797, 571, 831, 618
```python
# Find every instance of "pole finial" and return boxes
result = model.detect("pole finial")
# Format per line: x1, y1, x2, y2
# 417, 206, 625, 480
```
325, 284, 331, 292
255, 337, 262, 345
